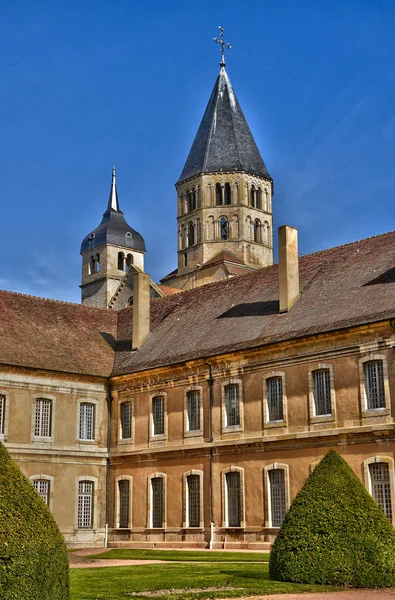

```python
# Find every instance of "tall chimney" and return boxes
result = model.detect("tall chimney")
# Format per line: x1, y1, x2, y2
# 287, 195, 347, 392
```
279, 225, 300, 313
132, 271, 150, 349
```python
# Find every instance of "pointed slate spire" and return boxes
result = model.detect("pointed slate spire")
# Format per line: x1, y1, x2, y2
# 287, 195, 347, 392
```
177, 66, 271, 183
107, 165, 120, 212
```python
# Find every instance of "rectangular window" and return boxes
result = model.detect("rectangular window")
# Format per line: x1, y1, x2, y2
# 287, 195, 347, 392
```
121, 402, 132, 440
79, 403, 95, 440
313, 369, 331, 416
267, 377, 283, 422
151, 477, 164, 528
225, 384, 240, 427
33, 479, 49, 505
365, 361, 385, 409
0, 395, 5, 434
35, 398, 52, 437
269, 469, 286, 527
152, 397, 164, 436
370, 463, 392, 520
226, 471, 241, 527
187, 475, 200, 527
118, 480, 130, 528
187, 391, 200, 431
78, 481, 93, 528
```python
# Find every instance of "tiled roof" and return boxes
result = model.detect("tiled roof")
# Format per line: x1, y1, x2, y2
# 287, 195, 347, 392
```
0, 292, 117, 377
156, 285, 183, 296
177, 67, 272, 183
113, 231, 395, 375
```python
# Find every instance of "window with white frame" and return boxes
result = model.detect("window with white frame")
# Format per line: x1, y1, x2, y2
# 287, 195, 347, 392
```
151, 477, 164, 528
365, 360, 385, 410
35, 398, 52, 437
369, 462, 392, 520
33, 479, 50, 506
267, 377, 283, 422
120, 402, 133, 440
186, 474, 200, 527
312, 369, 331, 415
77, 481, 93, 528
186, 390, 200, 432
118, 479, 130, 528
226, 471, 241, 527
224, 384, 240, 427
0, 395, 5, 434
152, 396, 165, 436
269, 469, 286, 527
79, 402, 95, 440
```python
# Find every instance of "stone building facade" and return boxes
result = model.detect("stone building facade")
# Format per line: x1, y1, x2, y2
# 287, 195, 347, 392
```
1, 60, 395, 550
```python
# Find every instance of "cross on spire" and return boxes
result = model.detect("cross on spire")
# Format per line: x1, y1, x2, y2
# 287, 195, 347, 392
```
213, 26, 231, 68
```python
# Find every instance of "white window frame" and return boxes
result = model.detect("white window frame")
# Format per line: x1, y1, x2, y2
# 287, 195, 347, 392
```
263, 371, 287, 428
182, 470, 204, 529
184, 386, 203, 438
0, 390, 10, 441
119, 400, 134, 444
31, 395, 55, 442
221, 466, 245, 528
75, 476, 98, 530
221, 379, 243, 432
76, 398, 98, 443
363, 456, 395, 526
78, 402, 95, 441
359, 354, 391, 418
264, 463, 290, 528
30, 474, 54, 512
147, 472, 167, 529
308, 363, 336, 424
150, 393, 168, 442
115, 475, 133, 529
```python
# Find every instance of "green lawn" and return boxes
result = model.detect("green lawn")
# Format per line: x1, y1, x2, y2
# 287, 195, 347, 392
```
90, 549, 270, 562
70, 561, 337, 600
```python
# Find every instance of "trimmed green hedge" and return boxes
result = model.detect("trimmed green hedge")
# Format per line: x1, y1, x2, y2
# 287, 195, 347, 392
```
269, 449, 395, 587
0, 441, 69, 599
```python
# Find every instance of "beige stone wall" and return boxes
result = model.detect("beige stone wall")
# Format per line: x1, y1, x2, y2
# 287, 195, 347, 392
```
108, 321, 395, 547
1, 369, 109, 547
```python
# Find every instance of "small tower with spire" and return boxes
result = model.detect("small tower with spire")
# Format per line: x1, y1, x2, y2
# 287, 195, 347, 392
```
80, 167, 146, 307
161, 28, 274, 290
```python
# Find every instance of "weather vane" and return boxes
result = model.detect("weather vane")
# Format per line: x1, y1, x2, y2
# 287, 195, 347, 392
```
213, 26, 231, 67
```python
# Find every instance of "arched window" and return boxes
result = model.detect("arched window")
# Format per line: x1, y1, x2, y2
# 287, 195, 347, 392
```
197, 186, 201, 208
95, 254, 101, 272
188, 222, 195, 247
246, 216, 252, 241
220, 217, 228, 241
231, 215, 239, 240
224, 182, 231, 205
215, 183, 223, 206
250, 185, 256, 207
206, 216, 215, 241
253, 219, 261, 243
187, 190, 192, 213
118, 252, 125, 271
256, 188, 262, 209
126, 254, 133, 270
263, 221, 270, 245
181, 225, 187, 249
89, 255, 97, 275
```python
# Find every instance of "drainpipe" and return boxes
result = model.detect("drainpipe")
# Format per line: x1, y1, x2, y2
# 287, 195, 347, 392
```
204, 360, 215, 549
105, 389, 112, 548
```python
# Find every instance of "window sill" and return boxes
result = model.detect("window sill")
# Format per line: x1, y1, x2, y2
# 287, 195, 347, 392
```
78, 439, 96, 444
310, 414, 335, 424
362, 408, 390, 419
32, 437, 53, 443
184, 430, 203, 438
150, 434, 166, 441
222, 425, 243, 433
118, 438, 133, 445
264, 420, 286, 429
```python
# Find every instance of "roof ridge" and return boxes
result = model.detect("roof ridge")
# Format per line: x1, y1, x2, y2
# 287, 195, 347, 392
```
300, 229, 395, 260
0, 289, 112, 311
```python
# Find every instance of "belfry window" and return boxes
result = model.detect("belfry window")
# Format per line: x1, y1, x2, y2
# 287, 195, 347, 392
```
188, 222, 195, 247
224, 182, 231, 205
253, 219, 261, 243
250, 186, 256, 207
215, 183, 223, 206
118, 252, 125, 271
220, 217, 228, 240
256, 188, 262, 209
126, 254, 133, 270
95, 253, 101, 272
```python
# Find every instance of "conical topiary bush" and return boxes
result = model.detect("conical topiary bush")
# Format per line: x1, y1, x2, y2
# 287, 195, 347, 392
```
269, 449, 395, 587
0, 441, 70, 600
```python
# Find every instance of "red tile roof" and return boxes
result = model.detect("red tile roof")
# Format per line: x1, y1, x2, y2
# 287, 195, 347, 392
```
113, 231, 395, 375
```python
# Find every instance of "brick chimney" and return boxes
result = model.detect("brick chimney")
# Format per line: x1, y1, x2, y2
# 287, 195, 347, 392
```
132, 271, 150, 349
279, 225, 300, 313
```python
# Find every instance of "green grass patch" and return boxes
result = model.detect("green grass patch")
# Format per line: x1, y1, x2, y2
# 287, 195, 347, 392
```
70, 562, 337, 599
90, 549, 270, 562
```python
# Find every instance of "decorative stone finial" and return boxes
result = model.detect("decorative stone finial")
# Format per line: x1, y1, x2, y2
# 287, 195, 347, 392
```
213, 26, 231, 68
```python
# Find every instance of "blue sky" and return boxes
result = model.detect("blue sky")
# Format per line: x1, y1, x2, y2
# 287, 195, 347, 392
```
1, 1, 394, 303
